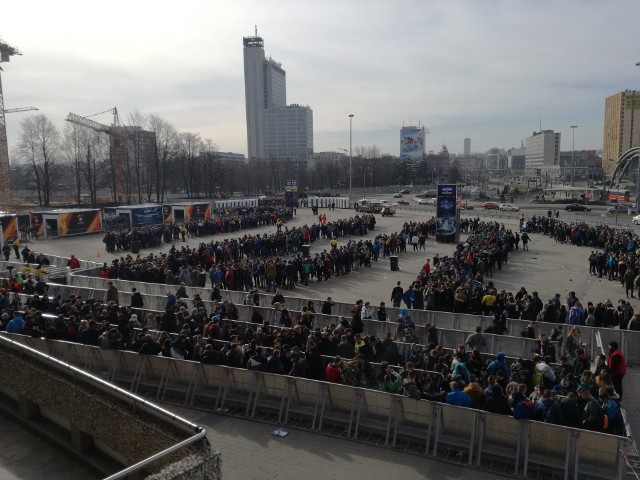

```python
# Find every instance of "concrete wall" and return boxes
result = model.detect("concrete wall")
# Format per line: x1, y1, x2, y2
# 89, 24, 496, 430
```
0, 345, 220, 479
145, 447, 221, 480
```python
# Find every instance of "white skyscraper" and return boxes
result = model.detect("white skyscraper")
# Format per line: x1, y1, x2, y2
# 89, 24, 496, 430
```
243, 33, 313, 159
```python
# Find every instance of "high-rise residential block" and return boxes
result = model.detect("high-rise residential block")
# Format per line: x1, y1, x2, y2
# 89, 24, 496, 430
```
603, 90, 640, 174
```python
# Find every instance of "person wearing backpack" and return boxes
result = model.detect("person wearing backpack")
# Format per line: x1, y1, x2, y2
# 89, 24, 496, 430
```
618, 300, 634, 330
533, 355, 556, 390
578, 385, 604, 432
600, 391, 623, 436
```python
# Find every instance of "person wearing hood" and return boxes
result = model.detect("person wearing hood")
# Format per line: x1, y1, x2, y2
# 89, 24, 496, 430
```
487, 352, 510, 379
166, 292, 176, 309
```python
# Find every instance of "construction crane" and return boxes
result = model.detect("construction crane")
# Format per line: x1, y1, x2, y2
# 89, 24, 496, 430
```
0, 36, 22, 208
4, 106, 38, 114
66, 107, 131, 201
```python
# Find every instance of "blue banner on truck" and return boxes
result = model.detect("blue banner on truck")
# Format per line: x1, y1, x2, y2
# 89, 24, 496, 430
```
131, 206, 163, 227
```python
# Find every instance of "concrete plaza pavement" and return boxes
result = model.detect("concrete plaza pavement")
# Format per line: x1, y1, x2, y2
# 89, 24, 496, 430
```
161, 403, 504, 480
27, 204, 636, 307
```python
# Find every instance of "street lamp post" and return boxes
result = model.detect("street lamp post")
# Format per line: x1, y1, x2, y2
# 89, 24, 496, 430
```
637, 62, 640, 213
349, 114, 354, 197
570, 125, 578, 187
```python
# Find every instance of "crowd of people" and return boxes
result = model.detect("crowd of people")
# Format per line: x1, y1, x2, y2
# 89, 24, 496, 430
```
0, 206, 632, 439
96, 213, 379, 292
102, 206, 294, 253
0, 283, 626, 436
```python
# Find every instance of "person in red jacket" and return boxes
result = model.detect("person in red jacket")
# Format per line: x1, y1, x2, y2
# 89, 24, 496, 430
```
325, 356, 343, 384
67, 255, 80, 269
607, 341, 627, 400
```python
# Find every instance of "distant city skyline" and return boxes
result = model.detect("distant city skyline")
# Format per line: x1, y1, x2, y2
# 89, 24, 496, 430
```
2, 1, 640, 159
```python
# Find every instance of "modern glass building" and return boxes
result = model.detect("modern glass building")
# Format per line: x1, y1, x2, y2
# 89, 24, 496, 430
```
243, 34, 313, 159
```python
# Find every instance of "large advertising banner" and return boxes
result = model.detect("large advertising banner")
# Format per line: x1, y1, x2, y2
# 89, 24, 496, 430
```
29, 213, 44, 237
400, 128, 425, 159
103, 207, 117, 221
162, 205, 173, 223
0, 215, 17, 242
436, 184, 460, 243
131, 206, 163, 227
58, 210, 103, 236
185, 203, 211, 222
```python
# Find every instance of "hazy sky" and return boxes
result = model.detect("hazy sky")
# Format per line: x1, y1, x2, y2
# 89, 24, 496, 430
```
2, 0, 640, 158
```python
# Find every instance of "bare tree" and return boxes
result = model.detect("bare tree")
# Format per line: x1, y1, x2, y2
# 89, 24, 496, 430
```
177, 132, 203, 198
15, 114, 61, 207
61, 123, 89, 204
127, 109, 150, 203
148, 114, 178, 202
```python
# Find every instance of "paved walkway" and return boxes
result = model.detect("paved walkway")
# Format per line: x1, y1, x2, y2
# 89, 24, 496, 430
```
0, 414, 98, 480
161, 404, 503, 480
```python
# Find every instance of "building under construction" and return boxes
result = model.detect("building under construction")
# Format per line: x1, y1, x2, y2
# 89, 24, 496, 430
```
66, 109, 156, 203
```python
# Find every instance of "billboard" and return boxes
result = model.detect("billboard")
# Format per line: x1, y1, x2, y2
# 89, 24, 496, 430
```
185, 203, 211, 222
58, 210, 103, 236
436, 184, 460, 243
103, 207, 117, 221
163, 205, 173, 223
131, 206, 163, 227
29, 212, 44, 237
0, 215, 18, 242
400, 127, 425, 159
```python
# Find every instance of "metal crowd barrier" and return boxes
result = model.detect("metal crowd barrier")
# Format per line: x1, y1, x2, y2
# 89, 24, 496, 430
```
23, 283, 539, 361
62, 271, 640, 364
2, 333, 628, 480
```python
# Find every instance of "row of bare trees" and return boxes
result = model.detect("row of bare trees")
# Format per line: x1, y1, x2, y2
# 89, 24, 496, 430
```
11, 112, 453, 208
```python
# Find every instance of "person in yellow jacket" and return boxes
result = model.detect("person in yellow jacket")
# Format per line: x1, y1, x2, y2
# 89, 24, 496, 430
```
12, 238, 20, 259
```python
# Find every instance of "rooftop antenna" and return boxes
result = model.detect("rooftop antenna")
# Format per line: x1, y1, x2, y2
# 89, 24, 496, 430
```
255, 25, 258, 36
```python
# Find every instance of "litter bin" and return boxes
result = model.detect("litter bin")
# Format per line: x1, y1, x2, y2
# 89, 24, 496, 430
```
131, 241, 140, 254
301, 244, 311, 257
390, 255, 399, 271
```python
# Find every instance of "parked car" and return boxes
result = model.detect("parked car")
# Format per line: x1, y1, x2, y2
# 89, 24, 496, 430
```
399, 189, 410, 194
418, 198, 436, 205
397, 199, 410, 205
482, 202, 500, 210
392, 192, 403, 198
459, 202, 474, 210
565, 203, 591, 212
608, 204, 630, 214
499, 203, 520, 211
633, 214, 640, 225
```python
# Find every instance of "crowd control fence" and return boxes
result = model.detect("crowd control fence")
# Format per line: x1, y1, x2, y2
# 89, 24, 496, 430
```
1, 333, 628, 480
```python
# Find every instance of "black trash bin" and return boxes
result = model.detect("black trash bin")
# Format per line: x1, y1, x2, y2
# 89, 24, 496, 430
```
131, 241, 140, 254
390, 255, 399, 271
301, 244, 311, 257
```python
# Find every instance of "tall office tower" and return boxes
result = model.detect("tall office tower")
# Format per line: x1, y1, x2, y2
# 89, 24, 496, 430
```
603, 90, 640, 174
525, 130, 561, 173
463, 138, 471, 156
243, 33, 313, 159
